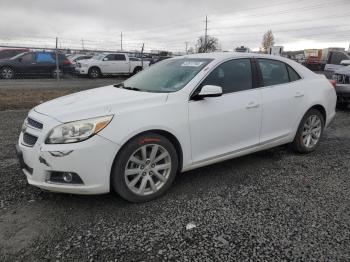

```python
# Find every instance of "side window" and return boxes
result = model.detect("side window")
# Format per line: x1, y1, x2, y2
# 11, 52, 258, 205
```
201, 58, 252, 94
104, 54, 116, 61
330, 52, 348, 65
115, 54, 126, 61
21, 53, 35, 63
258, 59, 289, 86
287, 65, 301, 82
36, 53, 55, 63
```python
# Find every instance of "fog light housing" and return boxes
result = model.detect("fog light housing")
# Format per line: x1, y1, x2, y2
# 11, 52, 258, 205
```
48, 171, 84, 184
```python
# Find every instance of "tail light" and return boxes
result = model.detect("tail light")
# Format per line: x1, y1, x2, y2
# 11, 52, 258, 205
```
329, 79, 336, 88
63, 59, 72, 65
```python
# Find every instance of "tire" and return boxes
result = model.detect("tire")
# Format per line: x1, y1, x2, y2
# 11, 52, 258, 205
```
111, 133, 178, 202
51, 69, 63, 79
0, 66, 15, 79
133, 67, 142, 75
291, 109, 325, 154
88, 67, 101, 78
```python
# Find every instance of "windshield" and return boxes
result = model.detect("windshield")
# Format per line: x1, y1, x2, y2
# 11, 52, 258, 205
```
91, 54, 105, 60
10, 52, 28, 60
121, 58, 213, 93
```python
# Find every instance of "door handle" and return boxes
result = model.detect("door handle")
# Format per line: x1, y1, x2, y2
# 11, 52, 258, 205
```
295, 92, 304, 98
246, 102, 260, 109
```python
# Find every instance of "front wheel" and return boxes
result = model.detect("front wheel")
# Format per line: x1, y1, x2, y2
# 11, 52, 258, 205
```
111, 133, 178, 202
0, 67, 15, 79
291, 109, 325, 153
88, 67, 101, 78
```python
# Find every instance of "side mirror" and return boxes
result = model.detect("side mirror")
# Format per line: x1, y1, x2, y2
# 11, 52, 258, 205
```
193, 85, 223, 100
103, 57, 108, 61
340, 60, 350, 66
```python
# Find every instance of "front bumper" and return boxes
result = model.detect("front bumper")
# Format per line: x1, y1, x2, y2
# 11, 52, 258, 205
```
335, 83, 350, 102
16, 110, 120, 195
75, 67, 89, 75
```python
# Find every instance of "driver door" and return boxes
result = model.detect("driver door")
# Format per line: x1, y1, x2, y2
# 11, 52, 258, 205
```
188, 58, 262, 163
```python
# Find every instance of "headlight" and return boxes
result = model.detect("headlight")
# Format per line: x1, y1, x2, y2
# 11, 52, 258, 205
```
45, 115, 113, 144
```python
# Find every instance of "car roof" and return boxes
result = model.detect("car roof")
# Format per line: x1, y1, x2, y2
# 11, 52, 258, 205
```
181, 52, 316, 78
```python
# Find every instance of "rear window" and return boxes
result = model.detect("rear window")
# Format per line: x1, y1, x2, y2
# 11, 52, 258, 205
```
258, 59, 289, 86
36, 53, 55, 63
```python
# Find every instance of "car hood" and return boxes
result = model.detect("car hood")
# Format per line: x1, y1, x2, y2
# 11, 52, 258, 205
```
334, 65, 350, 75
78, 58, 98, 64
34, 85, 168, 122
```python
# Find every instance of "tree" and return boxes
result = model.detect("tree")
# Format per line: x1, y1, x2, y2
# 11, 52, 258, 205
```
261, 30, 275, 53
196, 35, 219, 53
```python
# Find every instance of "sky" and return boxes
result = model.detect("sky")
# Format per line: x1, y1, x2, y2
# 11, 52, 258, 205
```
0, 0, 349, 53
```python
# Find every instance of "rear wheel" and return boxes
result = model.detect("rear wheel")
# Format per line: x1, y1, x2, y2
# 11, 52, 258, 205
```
111, 133, 178, 202
0, 67, 15, 79
291, 109, 325, 153
133, 67, 142, 75
51, 69, 63, 79
88, 67, 101, 78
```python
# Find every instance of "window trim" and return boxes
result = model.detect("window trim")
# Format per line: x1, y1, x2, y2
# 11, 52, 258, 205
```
189, 57, 257, 100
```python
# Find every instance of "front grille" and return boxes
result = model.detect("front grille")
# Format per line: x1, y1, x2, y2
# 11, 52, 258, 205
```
336, 74, 350, 84
22, 132, 38, 147
27, 117, 43, 130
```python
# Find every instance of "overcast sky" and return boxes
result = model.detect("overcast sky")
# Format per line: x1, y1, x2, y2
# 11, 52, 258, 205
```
0, 0, 349, 52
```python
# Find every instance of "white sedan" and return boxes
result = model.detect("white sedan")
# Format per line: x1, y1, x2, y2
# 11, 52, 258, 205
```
16, 53, 337, 202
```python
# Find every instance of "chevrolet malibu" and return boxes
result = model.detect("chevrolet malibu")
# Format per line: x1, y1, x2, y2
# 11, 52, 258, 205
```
16, 53, 337, 202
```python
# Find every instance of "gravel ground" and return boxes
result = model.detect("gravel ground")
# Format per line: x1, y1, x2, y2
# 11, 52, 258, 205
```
0, 78, 124, 110
0, 108, 350, 261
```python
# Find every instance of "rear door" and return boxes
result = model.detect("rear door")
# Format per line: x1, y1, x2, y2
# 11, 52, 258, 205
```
257, 58, 305, 143
35, 52, 56, 74
114, 54, 130, 73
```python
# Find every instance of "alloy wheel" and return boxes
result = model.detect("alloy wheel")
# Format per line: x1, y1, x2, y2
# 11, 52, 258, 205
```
302, 114, 322, 149
124, 144, 172, 196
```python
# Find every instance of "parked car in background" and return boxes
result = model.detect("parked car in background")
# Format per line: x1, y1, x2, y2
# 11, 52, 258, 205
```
75, 53, 149, 78
0, 51, 73, 79
324, 50, 350, 78
332, 65, 350, 108
149, 56, 172, 66
16, 53, 336, 202
68, 54, 93, 66
0, 48, 29, 60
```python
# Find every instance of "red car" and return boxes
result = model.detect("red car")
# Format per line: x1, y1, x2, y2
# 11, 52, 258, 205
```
0, 48, 29, 60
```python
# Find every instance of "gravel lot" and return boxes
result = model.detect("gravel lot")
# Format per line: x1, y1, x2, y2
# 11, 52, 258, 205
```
0, 78, 125, 110
1, 107, 350, 261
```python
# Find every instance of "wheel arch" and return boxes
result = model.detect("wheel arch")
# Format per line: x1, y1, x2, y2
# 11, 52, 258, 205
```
133, 66, 142, 73
309, 104, 326, 122
109, 129, 184, 190
88, 66, 101, 73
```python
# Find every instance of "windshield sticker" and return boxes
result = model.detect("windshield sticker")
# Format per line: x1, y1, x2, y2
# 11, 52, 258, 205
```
181, 61, 204, 67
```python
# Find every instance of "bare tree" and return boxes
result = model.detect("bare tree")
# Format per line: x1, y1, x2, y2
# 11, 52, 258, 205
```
261, 30, 275, 53
197, 36, 219, 53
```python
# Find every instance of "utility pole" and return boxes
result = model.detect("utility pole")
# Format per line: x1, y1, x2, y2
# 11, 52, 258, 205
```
120, 32, 123, 51
204, 15, 208, 53
81, 39, 85, 51
55, 37, 60, 81
141, 43, 145, 68
185, 41, 189, 54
